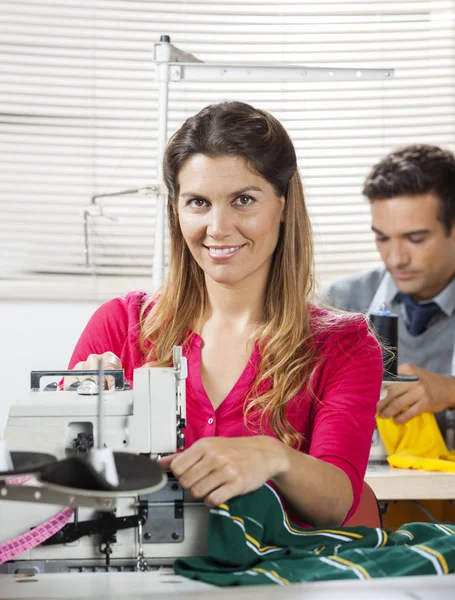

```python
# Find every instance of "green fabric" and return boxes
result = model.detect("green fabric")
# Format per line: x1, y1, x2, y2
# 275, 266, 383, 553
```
174, 483, 455, 586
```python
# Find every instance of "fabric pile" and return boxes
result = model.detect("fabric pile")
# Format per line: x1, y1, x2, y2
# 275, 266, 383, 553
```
174, 483, 455, 586
377, 412, 455, 472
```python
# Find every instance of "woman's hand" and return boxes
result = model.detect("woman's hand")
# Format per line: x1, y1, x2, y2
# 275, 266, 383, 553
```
157, 436, 290, 507
65, 352, 122, 390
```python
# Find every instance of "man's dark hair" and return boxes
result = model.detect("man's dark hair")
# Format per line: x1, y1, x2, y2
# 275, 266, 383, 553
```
363, 144, 455, 234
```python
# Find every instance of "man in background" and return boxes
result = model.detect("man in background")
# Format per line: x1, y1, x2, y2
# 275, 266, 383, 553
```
326, 144, 455, 444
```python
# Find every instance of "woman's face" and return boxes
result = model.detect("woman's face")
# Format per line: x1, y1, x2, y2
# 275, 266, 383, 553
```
177, 154, 285, 288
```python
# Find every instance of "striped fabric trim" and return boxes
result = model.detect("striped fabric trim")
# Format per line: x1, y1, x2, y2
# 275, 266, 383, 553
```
252, 567, 290, 585
211, 508, 230, 517
409, 545, 449, 575
435, 524, 455, 537
328, 555, 371, 580
395, 529, 414, 541
374, 527, 388, 548
319, 556, 370, 580
210, 506, 281, 556
264, 483, 363, 541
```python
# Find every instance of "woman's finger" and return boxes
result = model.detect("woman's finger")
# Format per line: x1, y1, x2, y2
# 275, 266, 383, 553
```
64, 352, 122, 390
189, 463, 236, 501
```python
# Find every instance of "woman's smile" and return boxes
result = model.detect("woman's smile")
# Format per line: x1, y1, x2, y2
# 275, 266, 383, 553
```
203, 244, 246, 260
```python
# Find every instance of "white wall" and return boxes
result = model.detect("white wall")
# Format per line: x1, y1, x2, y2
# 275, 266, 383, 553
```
0, 300, 100, 433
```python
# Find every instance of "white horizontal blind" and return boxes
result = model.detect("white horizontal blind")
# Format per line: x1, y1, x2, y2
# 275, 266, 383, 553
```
1, 0, 454, 300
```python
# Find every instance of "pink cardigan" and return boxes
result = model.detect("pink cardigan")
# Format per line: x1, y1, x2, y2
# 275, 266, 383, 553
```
69, 291, 382, 521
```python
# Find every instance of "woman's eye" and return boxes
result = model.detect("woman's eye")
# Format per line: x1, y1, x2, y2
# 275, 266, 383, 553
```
235, 195, 255, 206
189, 198, 207, 208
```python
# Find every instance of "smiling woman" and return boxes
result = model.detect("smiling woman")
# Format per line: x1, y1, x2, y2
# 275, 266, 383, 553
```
68, 101, 383, 528
178, 155, 285, 288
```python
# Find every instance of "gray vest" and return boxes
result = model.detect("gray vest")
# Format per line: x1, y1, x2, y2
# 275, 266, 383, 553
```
326, 268, 455, 442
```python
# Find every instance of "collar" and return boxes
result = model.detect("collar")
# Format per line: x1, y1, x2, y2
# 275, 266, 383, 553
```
389, 273, 455, 317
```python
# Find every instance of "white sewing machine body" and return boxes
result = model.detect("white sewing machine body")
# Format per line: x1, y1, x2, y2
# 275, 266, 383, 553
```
0, 356, 209, 573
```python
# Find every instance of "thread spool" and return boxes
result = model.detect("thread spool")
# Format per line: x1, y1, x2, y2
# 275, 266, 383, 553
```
369, 310, 398, 380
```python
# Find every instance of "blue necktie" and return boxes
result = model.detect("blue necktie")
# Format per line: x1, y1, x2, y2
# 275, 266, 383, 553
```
395, 292, 442, 336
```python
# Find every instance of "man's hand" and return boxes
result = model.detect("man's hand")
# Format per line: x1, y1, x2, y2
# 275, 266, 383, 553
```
377, 363, 455, 423
157, 436, 290, 508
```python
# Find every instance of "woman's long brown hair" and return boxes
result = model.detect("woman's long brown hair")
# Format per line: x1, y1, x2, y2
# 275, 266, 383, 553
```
139, 101, 322, 448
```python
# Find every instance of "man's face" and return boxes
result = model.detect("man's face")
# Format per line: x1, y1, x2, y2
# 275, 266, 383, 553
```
371, 192, 455, 301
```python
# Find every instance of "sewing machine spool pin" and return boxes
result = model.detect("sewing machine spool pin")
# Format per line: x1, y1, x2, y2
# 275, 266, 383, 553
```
173, 347, 187, 451
369, 311, 419, 385
368, 310, 419, 466
86, 360, 120, 487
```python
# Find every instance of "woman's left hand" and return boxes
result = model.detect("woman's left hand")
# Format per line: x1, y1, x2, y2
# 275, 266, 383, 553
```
157, 436, 290, 507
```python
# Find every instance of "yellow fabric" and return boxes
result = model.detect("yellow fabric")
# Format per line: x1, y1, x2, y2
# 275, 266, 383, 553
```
376, 412, 455, 472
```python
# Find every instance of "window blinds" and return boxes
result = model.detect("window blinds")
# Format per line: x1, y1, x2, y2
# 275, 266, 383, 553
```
1, 0, 454, 300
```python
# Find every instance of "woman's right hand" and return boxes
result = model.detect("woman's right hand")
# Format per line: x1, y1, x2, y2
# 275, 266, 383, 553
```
65, 352, 123, 391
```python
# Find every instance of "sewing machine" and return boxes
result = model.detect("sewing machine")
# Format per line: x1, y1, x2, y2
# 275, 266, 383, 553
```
2, 352, 455, 598
0, 348, 209, 574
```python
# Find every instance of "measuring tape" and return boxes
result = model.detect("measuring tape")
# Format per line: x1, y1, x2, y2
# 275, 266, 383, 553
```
0, 477, 74, 564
